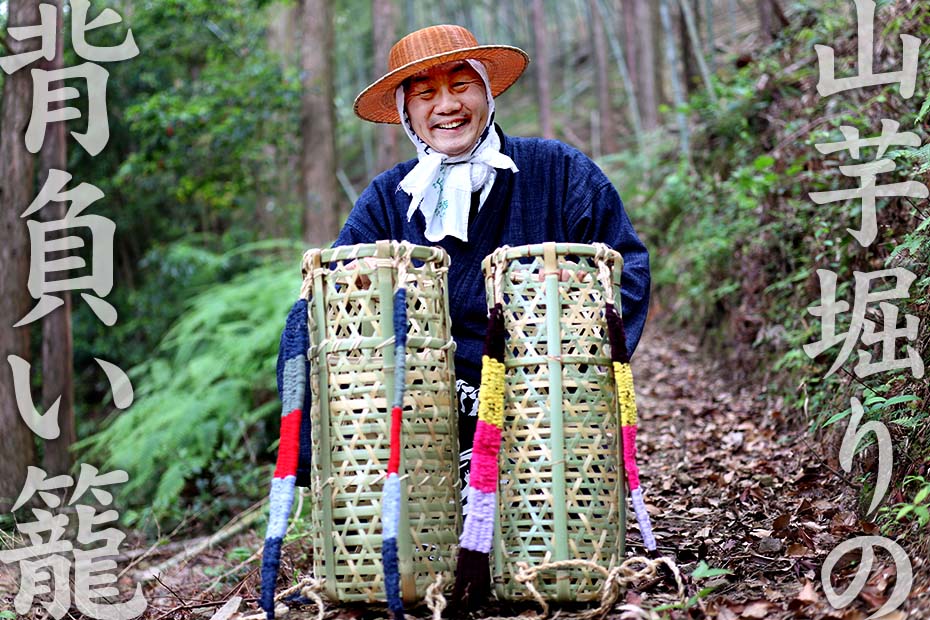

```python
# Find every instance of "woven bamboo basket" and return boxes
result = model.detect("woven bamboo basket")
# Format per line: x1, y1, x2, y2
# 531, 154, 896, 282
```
481, 242, 627, 602
302, 241, 461, 604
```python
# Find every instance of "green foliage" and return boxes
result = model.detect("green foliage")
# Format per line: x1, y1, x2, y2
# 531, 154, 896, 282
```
63, 0, 307, 420
821, 391, 920, 430
879, 476, 930, 530
615, 0, 930, 536
78, 241, 305, 528
652, 561, 733, 615
690, 560, 733, 580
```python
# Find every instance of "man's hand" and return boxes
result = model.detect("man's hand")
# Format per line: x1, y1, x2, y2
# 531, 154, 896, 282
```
535, 268, 590, 283
343, 258, 375, 289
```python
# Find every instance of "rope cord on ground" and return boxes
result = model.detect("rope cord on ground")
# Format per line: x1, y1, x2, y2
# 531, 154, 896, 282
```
424, 573, 448, 620
240, 577, 325, 620
512, 556, 684, 620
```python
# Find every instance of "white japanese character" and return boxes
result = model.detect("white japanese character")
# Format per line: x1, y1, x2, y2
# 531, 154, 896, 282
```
0, 4, 56, 73
0, 1, 138, 156
804, 268, 923, 378
7, 357, 135, 441
0, 465, 147, 620
810, 120, 927, 247
11, 466, 74, 511
70, 0, 140, 63
73, 504, 146, 619
16, 169, 117, 327
0, 468, 75, 620
69, 465, 145, 620
816, 0, 921, 98
28, 62, 111, 156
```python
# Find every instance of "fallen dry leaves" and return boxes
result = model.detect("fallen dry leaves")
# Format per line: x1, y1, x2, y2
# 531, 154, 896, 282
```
621, 325, 928, 619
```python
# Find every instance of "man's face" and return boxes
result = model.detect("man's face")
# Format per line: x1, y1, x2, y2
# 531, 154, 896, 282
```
404, 61, 489, 157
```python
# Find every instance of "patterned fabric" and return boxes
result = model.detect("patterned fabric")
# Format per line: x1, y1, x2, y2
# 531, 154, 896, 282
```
457, 379, 480, 514
262, 299, 313, 619
452, 304, 506, 610
382, 288, 409, 620
605, 302, 656, 553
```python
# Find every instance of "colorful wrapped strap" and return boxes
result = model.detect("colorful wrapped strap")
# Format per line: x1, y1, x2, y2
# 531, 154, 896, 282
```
452, 302, 506, 611
383, 284, 408, 620
262, 298, 314, 619
604, 298, 656, 554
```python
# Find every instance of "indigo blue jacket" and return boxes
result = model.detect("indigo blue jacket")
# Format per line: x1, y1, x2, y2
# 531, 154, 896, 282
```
334, 128, 651, 385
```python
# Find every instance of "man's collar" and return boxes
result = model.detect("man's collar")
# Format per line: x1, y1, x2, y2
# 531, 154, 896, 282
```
494, 123, 508, 153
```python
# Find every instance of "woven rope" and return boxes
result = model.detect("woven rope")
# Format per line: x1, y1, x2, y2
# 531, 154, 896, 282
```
513, 557, 684, 620
424, 573, 448, 620
243, 577, 326, 620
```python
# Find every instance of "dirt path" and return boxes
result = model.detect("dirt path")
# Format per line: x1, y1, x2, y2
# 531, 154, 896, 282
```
630, 323, 921, 620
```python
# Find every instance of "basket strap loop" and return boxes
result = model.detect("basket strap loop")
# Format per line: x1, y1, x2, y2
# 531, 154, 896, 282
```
513, 556, 684, 620
592, 243, 616, 306
300, 249, 321, 301
394, 240, 414, 293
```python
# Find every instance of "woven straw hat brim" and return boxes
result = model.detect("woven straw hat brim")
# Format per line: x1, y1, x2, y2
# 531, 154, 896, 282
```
354, 45, 529, 124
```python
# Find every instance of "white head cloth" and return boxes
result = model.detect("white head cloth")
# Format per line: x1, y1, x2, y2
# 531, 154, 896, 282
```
396, 59, 518, 242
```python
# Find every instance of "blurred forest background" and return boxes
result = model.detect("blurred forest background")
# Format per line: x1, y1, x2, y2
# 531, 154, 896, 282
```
1, 0, 929, 579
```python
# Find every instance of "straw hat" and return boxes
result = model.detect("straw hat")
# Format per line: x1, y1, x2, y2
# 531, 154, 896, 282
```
354, 24, 529, 124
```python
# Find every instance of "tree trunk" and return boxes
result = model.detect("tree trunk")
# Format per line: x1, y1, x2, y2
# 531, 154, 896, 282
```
679, 0, 717, 102
727, 0, 739, 46
264, 1, 301, 238
0, 0, 39, 511
704, 0, 715, 73
619, 0, 638, 96
758, 0, 773, 44
267, 1, 299, 69
659, 0, 690, 160
300, 0, 340, 245
372, 0, 400, 174
595, 0, 642, 148
37, 0, 75, 478
759, 0, 789, 43
679, 0, 698, 96
531, 0, 554, 139
590, 0, 617, 154
634, 0, 660, 130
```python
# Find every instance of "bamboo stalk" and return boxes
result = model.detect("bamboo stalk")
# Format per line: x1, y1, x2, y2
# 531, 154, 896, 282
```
704, 0, 715, 73
309, 250, 338, 598
543, 244, 569, 601
659, 0, 690, 160
592, 0, 643, 150
678, 0, 717, 102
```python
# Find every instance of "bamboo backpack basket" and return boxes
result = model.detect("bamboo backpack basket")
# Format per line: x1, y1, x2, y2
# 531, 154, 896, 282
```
261, 241, 461, 619
453, 242, 657, 606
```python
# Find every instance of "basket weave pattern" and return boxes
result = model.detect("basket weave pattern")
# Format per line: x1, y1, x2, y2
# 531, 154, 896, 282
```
484, 243, 627, 602
304, 242, 461, 603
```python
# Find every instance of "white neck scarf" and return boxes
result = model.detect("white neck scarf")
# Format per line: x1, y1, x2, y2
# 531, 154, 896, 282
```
396, 60, 518, 242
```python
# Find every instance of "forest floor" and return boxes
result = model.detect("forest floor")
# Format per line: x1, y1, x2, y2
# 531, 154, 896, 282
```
2, 322, 927, 620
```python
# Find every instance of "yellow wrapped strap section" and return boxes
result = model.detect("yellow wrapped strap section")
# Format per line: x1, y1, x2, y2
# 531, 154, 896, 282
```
612, 361, 637, 427
478, 355, 506, 429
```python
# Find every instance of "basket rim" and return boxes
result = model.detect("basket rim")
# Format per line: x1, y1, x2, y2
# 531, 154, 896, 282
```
305, 241, 450, 267
480, 242, 624, 275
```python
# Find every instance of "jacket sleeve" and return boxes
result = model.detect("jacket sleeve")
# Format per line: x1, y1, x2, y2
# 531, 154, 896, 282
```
568, 180, 651, 357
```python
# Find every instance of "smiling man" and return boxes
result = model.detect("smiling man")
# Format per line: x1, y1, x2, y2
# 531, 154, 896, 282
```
404, 61, 489, 157
333, 23, 650, 500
